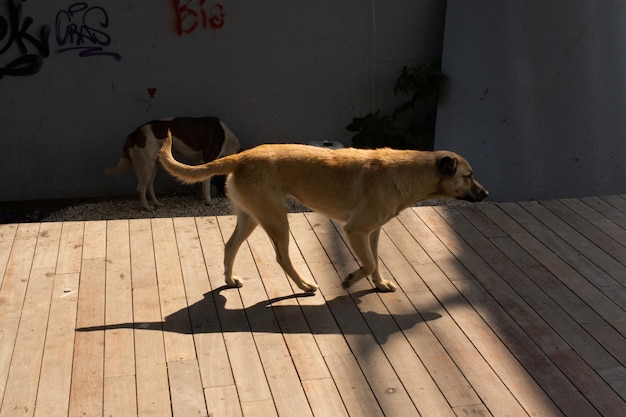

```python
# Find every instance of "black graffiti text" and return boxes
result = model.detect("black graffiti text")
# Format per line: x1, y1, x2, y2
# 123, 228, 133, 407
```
0, 0, 51, 79
55, 2, 121, 60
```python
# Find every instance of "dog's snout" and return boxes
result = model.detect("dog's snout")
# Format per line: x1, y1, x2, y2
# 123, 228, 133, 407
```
473, 183, 489, 201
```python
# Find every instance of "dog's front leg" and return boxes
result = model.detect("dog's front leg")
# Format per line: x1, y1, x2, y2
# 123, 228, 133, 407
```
342, 226, 395, 292
368, 228, 396, 292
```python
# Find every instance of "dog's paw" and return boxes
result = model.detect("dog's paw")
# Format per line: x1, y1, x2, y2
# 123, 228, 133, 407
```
341, 275, 354, 290
225, 275, 244, 288
375, 280, 397, 292
300, 281, 319, 294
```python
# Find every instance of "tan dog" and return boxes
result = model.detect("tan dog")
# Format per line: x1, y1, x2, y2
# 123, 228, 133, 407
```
106, 116, 240, 210
158, 132, 488, 293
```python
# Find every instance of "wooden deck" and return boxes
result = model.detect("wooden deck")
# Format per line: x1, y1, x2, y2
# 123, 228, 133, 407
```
1, 196, 625, 417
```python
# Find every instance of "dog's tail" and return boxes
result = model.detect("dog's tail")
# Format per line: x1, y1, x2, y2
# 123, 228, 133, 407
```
105, 156, 132, 175
158, 130, 237, 184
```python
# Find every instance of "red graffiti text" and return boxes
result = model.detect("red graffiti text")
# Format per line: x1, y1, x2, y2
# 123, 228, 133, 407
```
173, 0, 225, 36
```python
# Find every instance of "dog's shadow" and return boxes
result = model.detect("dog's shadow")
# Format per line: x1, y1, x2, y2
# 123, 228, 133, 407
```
77, 286, 440, 343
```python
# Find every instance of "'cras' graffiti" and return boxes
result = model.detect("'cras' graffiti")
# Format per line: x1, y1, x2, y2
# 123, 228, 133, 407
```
0, 0, 50, 80
173, 0, 226, 36
55, 2, 121, 60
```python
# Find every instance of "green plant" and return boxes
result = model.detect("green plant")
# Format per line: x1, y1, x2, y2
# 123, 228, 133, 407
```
347, 63, 445, 150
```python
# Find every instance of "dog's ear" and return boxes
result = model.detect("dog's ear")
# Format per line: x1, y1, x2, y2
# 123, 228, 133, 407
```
437, 156, 457, 177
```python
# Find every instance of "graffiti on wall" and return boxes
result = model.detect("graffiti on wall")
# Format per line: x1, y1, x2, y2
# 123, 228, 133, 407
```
0, 0, 50, 79
1, 0, 227, 81
172, 0, 226, 36
55, 2, 121, 60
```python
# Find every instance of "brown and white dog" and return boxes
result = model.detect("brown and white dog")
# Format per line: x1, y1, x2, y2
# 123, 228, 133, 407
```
106, 116, 241, 210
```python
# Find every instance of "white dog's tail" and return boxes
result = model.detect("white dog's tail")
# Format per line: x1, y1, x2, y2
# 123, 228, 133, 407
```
158, 130, 237, 184
105, 156, 132, 175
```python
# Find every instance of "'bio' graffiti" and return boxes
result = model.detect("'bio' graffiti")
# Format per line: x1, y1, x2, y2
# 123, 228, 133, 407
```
55, 2, 121, 60
173, 0, 226, 36
0, 0, 50, 80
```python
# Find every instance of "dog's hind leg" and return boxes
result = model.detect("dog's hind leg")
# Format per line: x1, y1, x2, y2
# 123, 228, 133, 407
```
224, 210, 258, 288
133, 151, 161, 210
255, 209, 318, 294
201, 176, 213, 204
147, 163, 164, 208
135, 167, 154, 210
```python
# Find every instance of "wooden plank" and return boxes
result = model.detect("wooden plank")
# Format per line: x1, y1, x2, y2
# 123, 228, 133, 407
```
355, 288, 458, 417
34, 273, 79, 417
0, 223, 61, 417
103, 375, 137, 417
428, 206, 579, 392
69, 220, 108, 417
329, 220, 458, 414
215, 216, 281, 415
198, 217, 275, 412
324, 353, 384, 417
168, 359, 208, 417
478, 204, 624, 369
390, 290, 480, 410
548, 391, 602, 417
398, 208, 533, 416
597, 366, 626, 402
0, 224, 17, 286
301, 378, 349, 417
194, 216, 228, 290
222, 332, 274, 408
406, 288, 529, 417
381, 216, 434, 266
243, 217, 332, 383
492, 235, 622, 369
0, 223, 39, 401
129, 219, 157, 289
70, 257, 106, 417
56, 221, 84, 274
518, 202, 625, 309
173, 217, 235, 389
204, 385, 243, 417
31, 222, 63, 271
203, 214, 274, 403
305, 213, 422, 417
104, 220, 134, 380
151, 218, 196, 362
580, 197, 626, 229
599, 195, 626, 221
501, 202, 625, 320
527, 200, 624, 271
376, 224, 429, 292
82, 221, 107, 260
254, 334, 314, 417
550, 349, 626, 416
415, 206, 569, 415
288, 213, 389, 417
560, 198, 626, 253
133, 286, 171, 417
544, 199, 626, 265
240, 400, 278, 417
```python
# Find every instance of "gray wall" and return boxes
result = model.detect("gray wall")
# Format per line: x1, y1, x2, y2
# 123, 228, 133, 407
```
1, 0, 446, 201
435, 0, 626, 202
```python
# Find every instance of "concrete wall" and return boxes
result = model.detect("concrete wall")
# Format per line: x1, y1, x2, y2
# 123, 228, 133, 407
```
435, 0, 626, 202
1, 0, 446, 201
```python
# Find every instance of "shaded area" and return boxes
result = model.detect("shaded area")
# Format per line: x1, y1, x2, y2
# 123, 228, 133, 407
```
77, 286, 441, 344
